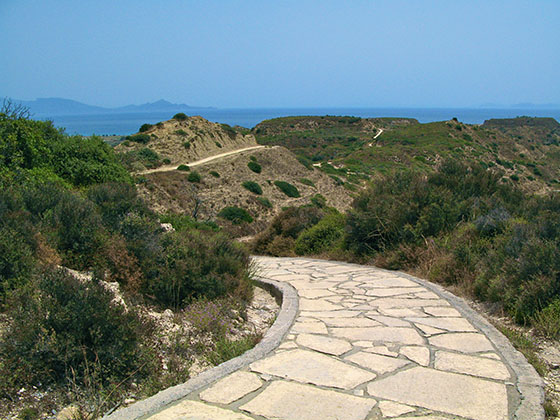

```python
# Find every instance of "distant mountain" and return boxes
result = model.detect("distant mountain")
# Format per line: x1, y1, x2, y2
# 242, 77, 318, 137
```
10, 97, 213, 116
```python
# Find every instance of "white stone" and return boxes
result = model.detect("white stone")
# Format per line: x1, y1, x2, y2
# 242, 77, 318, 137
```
400, 346, 430, 366
407, 317, 477, 332
367, 315, 411, 327
429, 333, 494, 353
299, 298, 344, 311
331, 327, 424, 345
250, 349, 375, 389
240, 380, 376, 420
345, 351, 410, 374
365, 287, 426, 297
378, 400, 415, 417
291, 321, 328, 334
364, 345, 398, 357
323, 317, 381, 328
423, 307, 461, 317
434, 351, 511, 380
199, 371, 262, 404
296, 333, 352, 356
367, 366, 508, 420
146, 400, 253, 420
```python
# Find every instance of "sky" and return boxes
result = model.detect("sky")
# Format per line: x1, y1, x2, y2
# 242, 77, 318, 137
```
1, 0, 559, 108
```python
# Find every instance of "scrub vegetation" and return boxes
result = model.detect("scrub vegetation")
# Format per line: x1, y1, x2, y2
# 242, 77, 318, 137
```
0, 104, 254, 418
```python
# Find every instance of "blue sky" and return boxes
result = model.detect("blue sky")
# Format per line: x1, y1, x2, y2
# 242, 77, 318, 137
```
1, 0, 559, 108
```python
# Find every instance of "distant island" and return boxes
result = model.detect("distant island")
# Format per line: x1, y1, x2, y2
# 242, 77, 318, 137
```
8, 97, 215, 116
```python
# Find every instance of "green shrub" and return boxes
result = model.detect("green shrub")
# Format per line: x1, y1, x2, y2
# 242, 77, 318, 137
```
173, 113, 188, 121
295, 211, 345, 255
187, 171, 201, 182
207, 335, 260, 366
274, 180, 300, 197
0, 268, 149, 390
330, 175, 344, 186
210, 171, 220, 178
257, 197, 272, 208
242, 181, 263, 195
174, 129, 188, 136
311, 194, 326, 208
146, 230, 252, 307
510, 174, 520, 181
250, 155, 257, 162
177, 164, 190, 171
299, 178, 315, 187
183, 141, 191, 149
215, 141, 222, 148
163, 158, 171, 164
247, 161, 262, 173
128, 134, 151, 144
532, 299, 560, 339
251, 206, 323, 256
218, 207, 253, 224
220, 123, 237, 139
139, 123, 153, 132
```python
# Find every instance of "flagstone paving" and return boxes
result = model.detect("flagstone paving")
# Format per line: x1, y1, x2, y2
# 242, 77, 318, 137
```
111, 257, 544, 420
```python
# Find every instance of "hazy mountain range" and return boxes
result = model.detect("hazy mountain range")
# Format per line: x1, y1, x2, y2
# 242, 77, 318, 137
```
9, 97, 214, 116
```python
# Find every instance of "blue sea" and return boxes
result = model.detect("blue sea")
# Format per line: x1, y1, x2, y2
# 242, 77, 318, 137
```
35, 107, 560, 136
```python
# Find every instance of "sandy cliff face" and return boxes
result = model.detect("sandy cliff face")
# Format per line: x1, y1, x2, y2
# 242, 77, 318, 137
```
116, 116, 257, 165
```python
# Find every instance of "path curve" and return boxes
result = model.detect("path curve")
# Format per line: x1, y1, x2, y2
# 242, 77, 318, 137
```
137, 145, 269, 175
104, 257, 544, 420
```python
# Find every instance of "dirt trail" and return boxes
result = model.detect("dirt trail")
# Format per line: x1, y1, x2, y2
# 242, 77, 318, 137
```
138, 145, 269, 175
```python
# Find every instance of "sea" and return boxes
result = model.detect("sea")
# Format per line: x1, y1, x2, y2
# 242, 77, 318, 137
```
34, 107, 560, 136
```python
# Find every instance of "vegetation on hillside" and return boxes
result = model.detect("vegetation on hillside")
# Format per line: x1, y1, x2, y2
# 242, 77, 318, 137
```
0, 105, 254, 418
254, 115, 560, 192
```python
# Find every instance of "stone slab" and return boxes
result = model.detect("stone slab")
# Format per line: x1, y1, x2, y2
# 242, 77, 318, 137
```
331, 327, 424, 345
146, 400, 253, 420
345, 351, 410, 374
407, 317, 477, 332
296, 333, 352, 356
400, 346, 430, 366
239, 380, 376, 420
434, 351, 511, 380
378, 400, 415, 417
199, 371, 262, 404
429, 332, 495, 353
250, 349, 375, 389
367, 366, 508, 420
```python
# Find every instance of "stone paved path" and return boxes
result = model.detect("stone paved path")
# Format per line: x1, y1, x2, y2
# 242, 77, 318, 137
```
115, 257, 544, 420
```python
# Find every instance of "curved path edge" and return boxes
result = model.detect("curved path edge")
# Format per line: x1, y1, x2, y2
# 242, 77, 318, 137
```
101, 276, 299, 420
382, 265, 545, 419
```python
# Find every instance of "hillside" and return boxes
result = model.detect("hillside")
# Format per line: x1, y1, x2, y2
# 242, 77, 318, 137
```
116, 115, 353, 235
254, 115, 560, 193
116, 115, 257, 168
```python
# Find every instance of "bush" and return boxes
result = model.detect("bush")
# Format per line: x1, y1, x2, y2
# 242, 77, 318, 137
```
210, 171, 220, 178
295, 211, 345, 255
257, 197, 272, 208
532, 299, 560, 339
242, 181, 263, 195
174, 129, 188, 136
146, 231, 252, 307
177, 164, 190, 171
311, 194, 327, 208
247, 161, 262, 173
187, 171, 201, 182
218, 207, 253, 224
251, 206, 323, 256
163, 158, 171, 164
173, 113, 188, 121
139, 123, 153, 133
299, 178, 315, 187
183, 141, 191, 149
128, 134, 151, 144
274, 180, 300, 197
0, 268, 149, 390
